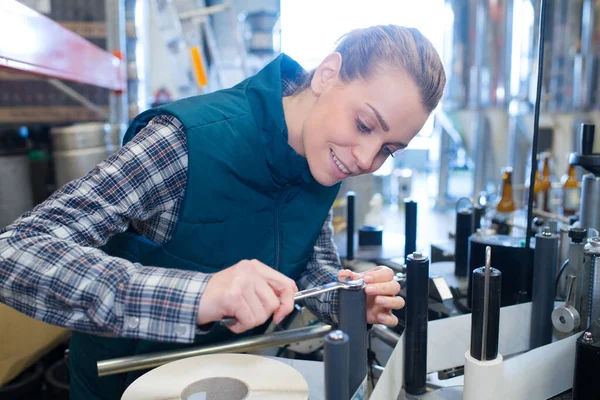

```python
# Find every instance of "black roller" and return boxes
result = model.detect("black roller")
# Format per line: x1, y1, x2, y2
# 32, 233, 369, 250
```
530, 228, 559, 348
404, 252, 429, 396
455, 208, 473, 277
473, 205, 484, 232
404, 200, 417, 260
324, 330, 350, 400
581, 124, 595, 155
346, 192, 355, 261
572, 326, 600, 400
470, 262, 502, 361
339, 284, 367, 397
358, 225, 383, 246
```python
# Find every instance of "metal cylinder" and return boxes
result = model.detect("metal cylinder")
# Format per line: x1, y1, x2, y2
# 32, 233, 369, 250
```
455, 208, 473, 277
51, 123, 110, 188
530, 228, 559, 349
404, 252, 429, 396
0, 153, 34, 228
346, 191, 355, 261
582, 237, 600, 329
470, 263, 502, 360
404, 199, 417, 260
324, 330, 349, 400
579, 174, 600, 235
563, 228, 587, 321
338, 284, 367, 398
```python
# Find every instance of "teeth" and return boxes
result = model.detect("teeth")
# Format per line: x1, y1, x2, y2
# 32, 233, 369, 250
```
331, 150, 350, 174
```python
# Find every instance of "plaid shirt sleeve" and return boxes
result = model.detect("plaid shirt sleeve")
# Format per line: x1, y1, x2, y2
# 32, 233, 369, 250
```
0, 115, 210, 344
296, 209, 343, 326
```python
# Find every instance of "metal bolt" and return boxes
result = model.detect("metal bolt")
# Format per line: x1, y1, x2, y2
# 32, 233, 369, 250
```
588, 237, 600, 249
583, 332, 594, 343
411, 252, 424, 259
328, 330, 346, 341
542, 227, 552, 236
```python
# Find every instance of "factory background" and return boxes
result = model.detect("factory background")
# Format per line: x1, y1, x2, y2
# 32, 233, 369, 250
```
1, 0, 599, 399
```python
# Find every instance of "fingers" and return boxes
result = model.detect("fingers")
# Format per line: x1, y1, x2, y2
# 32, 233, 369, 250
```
374, 295, 405, 310
362, 266, 394, 284
273, 284, 295, 324
337, 269, 362, 281
249, 259, 298, 293
365, 280, 401, 296
374, 310, 399, 327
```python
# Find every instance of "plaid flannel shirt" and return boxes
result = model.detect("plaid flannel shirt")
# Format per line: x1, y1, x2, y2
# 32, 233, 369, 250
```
0, 78, 342, 344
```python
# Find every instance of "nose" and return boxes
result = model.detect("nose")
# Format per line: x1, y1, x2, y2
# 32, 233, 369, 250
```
352, 141, 381, 172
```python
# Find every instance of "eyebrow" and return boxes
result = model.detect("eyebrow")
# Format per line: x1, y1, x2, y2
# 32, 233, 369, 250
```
366, 103, 390, 132
365, 103, 409, 148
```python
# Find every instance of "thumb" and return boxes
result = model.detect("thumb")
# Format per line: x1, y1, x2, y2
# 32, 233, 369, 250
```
337, 269, 362, 281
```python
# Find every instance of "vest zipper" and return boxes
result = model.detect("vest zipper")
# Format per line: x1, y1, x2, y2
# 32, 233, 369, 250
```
274, 186, 289, 270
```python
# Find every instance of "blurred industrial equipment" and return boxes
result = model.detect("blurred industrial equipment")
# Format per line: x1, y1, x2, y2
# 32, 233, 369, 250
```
436, 0, 600, 211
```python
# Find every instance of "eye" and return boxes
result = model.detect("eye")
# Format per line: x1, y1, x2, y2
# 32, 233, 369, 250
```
382, 146, 396, 158
355, 118, 372, 133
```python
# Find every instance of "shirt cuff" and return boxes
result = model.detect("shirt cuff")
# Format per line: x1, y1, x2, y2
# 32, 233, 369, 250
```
117, 266, 212, 343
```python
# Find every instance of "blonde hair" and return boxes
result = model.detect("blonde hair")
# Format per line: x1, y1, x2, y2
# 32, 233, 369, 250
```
299, 25, 446, 113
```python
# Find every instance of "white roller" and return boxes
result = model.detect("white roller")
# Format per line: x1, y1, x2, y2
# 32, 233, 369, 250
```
463, 353, 504, 400
121, 353, 309, 400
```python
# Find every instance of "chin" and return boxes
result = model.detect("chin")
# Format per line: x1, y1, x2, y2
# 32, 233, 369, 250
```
309, 166, 339, 187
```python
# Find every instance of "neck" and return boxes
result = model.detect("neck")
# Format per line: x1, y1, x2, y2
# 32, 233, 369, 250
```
282, 89, 316, 157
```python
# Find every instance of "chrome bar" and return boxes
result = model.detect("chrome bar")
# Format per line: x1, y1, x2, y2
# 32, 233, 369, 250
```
97, 324, 332, 377
370, 324, 401, 348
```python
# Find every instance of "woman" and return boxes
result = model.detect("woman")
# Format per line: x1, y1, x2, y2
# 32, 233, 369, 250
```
0, 25, 445, 399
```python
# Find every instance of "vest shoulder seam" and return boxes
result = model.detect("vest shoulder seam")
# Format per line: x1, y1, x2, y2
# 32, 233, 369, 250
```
184, 112, 253, 131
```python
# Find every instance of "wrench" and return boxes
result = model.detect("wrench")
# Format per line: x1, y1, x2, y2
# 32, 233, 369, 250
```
215, 276, 364, 328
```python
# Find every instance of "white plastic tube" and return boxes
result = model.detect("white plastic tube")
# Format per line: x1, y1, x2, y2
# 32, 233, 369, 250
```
463, 351, 504, 400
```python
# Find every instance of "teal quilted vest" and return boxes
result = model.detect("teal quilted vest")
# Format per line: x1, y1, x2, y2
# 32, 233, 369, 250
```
68, 54, 341, 400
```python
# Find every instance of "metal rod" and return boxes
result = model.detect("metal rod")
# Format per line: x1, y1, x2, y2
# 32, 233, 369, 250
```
482, 246, 491, 360
179, 2, 230, 20
370, 324, 401, 348
525, 0, 548, 251
532, 209, 570, 224
97, 324, 332, 377
46, 79, 109, 119
347, 191, 355, 261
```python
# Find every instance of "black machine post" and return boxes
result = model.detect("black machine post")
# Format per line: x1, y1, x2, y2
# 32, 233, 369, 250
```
404, 252, 429, 396
346, 192, 355, 261
530, 227, 559, 348
324, 330, 350, 400
338, 280, 367, 397
470, 247, 502, 361
404, 199, 417, 260
455, 198, 474, 277
572, 322, 600, 400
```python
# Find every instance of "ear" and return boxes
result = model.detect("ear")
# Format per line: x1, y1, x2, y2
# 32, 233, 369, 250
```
310, 52, 342, 96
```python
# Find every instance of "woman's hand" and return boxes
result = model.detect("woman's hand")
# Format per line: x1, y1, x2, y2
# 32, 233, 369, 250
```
338, 266, 404, 326
198, 259, 298, 333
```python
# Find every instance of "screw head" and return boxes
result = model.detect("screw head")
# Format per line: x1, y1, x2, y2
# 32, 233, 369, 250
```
328, 330, 346, 341
411, 252, 424, 259
583, 331, 594, 342
542, 227, 552, 236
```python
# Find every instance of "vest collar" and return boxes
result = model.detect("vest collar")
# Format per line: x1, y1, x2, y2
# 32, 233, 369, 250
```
245, 53, 314, 186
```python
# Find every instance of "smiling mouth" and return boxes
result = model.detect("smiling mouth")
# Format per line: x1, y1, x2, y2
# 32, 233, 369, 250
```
330, 149, 351, 175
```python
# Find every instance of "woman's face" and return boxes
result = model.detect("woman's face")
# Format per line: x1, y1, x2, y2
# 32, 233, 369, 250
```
301, 55, 430, 187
